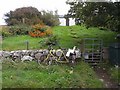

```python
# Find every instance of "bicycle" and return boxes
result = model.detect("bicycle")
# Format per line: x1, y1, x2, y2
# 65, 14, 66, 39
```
38, 43, 77, 65
41, 44, 69, 65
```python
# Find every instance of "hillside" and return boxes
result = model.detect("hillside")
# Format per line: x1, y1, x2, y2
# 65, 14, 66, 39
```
2, 25, 118, 51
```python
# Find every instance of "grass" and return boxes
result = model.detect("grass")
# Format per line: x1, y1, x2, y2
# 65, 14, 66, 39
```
109, 66, 120, 82
1, 25, 119, 88
52, 25, 117, 47
2, 25, 118, 51
98, 62, 120, 83
2, 35, 44, 50
2, 60, 104, 88
107, 64, 120, 83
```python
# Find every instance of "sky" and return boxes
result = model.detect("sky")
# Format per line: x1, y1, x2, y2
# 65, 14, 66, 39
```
0, 0, 118, 25
0, 0, 70, 25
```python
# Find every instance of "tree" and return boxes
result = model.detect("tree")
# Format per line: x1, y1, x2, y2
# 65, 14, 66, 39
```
41, 10, 60, 26
4, 7, 60, 26
4, 7, 42, 25
66, 1, 120, 32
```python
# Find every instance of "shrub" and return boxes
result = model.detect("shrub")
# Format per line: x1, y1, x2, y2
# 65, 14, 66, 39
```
29, 23, 52, 37
1, 31, 12, 38
41, 10, 60, 26
0, 26, 12, 38
39, 35, 60, 48
45, 35, 59, 45
9, 24, 33, 35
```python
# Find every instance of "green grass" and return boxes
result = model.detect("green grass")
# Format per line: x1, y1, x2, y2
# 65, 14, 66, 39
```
106, 64, 120, 83
98, 62, 120, 83
109, 66, 120, 82
2, 60, 104, 88
1, 25, 118, 88
2, 35, 45, 50
53, 25, 117, 46
2, 25, 118, 50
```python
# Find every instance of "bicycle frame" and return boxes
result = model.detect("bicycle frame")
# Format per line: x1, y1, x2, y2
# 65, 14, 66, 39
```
44, 49, 69, 64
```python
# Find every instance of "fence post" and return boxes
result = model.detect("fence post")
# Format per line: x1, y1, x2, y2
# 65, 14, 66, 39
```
25, 40, 29, 50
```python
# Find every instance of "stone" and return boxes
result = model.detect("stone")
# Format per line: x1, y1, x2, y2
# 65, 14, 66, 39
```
38, 49, 43, 52
43, 49, 49, 55
99, 79, 104, 82
2, 51, 11, 58
75, 49, 81, 58
1, 48, 81, 63
56, 49, 62, 56
35, 53, 43, 60
21, 56, 34, 62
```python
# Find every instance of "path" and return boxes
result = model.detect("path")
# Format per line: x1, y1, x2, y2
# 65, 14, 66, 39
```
93, 66, 119, 88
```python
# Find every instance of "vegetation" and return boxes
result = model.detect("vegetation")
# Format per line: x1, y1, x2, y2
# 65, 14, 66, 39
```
66, 1, 120, 32
39, 35, 60, 47
9, 24, 33, 35
2, 25, 118, 51
1, 3, 119, 88
4, 7, 42, 25
29, 23, 52, 37
41, 10, 60, 26
2, 60, 104, 88
4, 7, 60, 26
108, 66, 120, 82
1, 23, 53, 38
98, 62, 120, 83
0, 26, 11, 37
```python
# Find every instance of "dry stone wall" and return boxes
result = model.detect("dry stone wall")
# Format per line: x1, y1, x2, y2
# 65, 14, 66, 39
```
0, 49, 81, 62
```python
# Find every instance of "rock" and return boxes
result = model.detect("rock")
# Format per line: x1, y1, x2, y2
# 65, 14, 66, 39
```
21, 50, 27, 53
11, 51, 22, 61
56, 49, 62, 56
43, 49, 49, 55
35, 53, 43, 60
1, 48, 81, 63
38, 49, 43, 52
99, 79, 104, 82
69, 70, 73, 74
21, 56, 34, 62
75, 49, 81, 58
30, 52, 35, 57
2, 51, 11, 58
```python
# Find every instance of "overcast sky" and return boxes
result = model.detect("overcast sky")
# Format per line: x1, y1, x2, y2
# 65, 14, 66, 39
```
0, 0, 119, 25
0, 0, 70, 25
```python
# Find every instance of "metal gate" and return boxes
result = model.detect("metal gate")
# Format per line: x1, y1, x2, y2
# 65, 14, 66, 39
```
83, 38, 103, 65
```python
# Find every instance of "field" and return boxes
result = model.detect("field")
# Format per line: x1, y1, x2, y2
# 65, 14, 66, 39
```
2, 60, 104, 88
1, 25, 119, 88
2, 25, 118, 51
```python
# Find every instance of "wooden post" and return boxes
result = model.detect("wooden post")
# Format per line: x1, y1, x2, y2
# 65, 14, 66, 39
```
25, 40, 29, 50
22, 18, 25, 24
66, 18, 69, 26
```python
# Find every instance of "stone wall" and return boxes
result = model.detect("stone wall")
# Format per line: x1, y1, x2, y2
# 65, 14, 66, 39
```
0, 49, 81, 62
